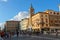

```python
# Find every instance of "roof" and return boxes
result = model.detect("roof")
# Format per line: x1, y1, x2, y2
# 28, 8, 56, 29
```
6, 20, 20, 22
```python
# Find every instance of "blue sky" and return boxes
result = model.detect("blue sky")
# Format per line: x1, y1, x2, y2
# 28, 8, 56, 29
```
0, 0, 60, 23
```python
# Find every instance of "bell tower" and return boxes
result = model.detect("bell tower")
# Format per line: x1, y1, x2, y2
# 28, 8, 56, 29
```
29, 4, 34, 16
28, 4, 34, 31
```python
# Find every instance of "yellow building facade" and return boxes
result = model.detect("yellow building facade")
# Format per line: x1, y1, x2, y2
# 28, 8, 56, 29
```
20, 18, 29, 30
31, 12, 50, 32
20, 5, 60, 32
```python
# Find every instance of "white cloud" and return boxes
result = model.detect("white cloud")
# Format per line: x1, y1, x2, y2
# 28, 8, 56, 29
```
10, 11, 29, 21
59, 5, 60, 11
0, 22, 5, 30
0, 11, 29, 30
0, 0, 8, 2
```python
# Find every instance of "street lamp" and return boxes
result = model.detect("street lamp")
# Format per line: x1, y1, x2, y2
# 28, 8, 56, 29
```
4, 25, 7, 34
16, 23, 19, 37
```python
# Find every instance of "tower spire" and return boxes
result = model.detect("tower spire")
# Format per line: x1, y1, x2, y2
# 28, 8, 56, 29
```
30, 3, 33, 8
29, 3, 34, 16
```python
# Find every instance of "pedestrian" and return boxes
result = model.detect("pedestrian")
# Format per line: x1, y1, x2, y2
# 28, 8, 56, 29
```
55, 29, 58, 37
17, 31, 19, 37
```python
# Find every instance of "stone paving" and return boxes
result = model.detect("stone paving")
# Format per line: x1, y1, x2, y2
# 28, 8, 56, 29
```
1, 34, 60, 40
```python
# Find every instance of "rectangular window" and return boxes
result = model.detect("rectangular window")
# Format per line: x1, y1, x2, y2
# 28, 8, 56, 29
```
50, 20, 53, 23
50, 12, 52, 13
49, 12, 53, 14
54, 12, 55, 14
55, 20, 57, 23
41, 15, 43, 17
46, 24, 48, 26
59, 21, 60, 23
46, 18, 48, 23
45, 15, 47, 17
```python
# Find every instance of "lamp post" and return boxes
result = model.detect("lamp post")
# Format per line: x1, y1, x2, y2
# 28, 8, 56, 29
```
16, 23, 19, 37
4, 25, 7, 34
4, 25, 8, 38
